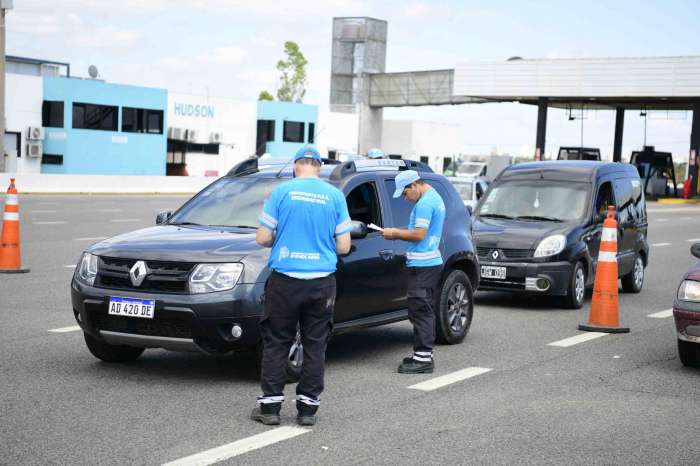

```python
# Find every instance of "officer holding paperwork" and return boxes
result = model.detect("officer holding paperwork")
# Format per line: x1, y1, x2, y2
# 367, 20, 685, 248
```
382, 170, 445, 374
253, 146, 352, 426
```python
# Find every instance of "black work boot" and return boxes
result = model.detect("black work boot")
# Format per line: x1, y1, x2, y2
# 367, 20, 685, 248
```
296, 401, 318, 426
250, 402, 281, 425
398, 357, 434, 374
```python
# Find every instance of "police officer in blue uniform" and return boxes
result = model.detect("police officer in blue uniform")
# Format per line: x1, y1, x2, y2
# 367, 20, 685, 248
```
252, 146, 352, 426
383, 170, 446, 374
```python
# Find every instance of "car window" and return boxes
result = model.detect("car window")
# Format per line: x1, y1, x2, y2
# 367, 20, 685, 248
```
452, 181, 473, 201
595, 181, 615, 217
477, 180, 590, 221
384, 179, 413, 227
346, 181, 382, 227
169, 177, 283, 227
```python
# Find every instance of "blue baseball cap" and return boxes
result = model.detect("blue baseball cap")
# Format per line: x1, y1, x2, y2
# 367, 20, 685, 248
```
393, 170, 421, 198
367, 148, 384, 159
293, 146, 322, 163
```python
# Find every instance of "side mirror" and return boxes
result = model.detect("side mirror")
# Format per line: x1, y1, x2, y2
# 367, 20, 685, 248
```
349, 220, 368, 239
691, 243, 700, 259
156, 211, 172, 225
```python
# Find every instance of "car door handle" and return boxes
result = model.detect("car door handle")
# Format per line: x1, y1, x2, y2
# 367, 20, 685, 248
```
379, 249, 394, 261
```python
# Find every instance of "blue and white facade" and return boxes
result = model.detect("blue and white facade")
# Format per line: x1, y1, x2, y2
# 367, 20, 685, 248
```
256, 100, 319, 158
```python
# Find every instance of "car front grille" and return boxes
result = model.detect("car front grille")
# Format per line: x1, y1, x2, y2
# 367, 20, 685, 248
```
97, 315, 193, 339
95, 257, 195, 294
476, 247, 531, 260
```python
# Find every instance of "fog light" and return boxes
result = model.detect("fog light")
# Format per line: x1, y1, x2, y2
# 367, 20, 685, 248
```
231, 325, 243, 339
526, 277, 551, 292
537, 278, 550, 291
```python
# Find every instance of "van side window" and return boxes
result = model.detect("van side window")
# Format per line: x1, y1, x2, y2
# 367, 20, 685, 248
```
595, 181, 615, 218
346, 181, 382, 228
384, 179, 413, 227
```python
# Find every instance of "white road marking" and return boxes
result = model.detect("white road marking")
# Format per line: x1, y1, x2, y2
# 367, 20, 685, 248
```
656, 218, 669, 222
33, 221, 66, 225
110, 218, 141, 223
96, 208, 123, 212
648, 308, 674, 318
547, 332, 608, 347
162, 426, 311, 466
30, 210, 57, 214
686, 238, 700, 242
48, 325, 81, 333
74, 236, 109, 241
651, 242, 671, 247
63, 264, 76, 269
680, 216, 694, 220
407, 367, 493, 392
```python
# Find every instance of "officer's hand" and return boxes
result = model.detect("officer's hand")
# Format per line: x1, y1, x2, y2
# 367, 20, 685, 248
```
383, 228, 395, 240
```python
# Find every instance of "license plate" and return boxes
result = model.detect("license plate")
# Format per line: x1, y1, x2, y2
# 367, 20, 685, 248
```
108, 297, 155, 319
481, 265, 507, 280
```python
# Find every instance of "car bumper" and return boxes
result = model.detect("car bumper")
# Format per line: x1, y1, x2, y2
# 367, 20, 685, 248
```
673, 302, 700, 344
477, 260, 573, 296
71, 279, 265, 354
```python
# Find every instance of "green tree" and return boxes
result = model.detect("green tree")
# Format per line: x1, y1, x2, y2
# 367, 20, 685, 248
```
276, 41, 308, 102
258, 90, 274, 101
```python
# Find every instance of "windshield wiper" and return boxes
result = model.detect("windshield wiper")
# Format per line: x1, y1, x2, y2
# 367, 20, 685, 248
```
209, 224, 258, 229
169, 221, 205, 226
515, 215, 563, 222
479, 213, 514, 219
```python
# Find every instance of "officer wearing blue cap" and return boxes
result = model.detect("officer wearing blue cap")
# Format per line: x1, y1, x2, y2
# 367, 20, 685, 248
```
367, 147, 384, 159
383, 170, 445, 373
252, 146, 352, 426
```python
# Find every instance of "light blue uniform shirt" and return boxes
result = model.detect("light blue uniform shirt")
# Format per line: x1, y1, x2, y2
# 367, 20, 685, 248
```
258, 177, 352, 279
406, 188, 446, 267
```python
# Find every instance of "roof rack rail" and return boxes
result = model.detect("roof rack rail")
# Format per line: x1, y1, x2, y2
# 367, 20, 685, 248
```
328, 158, 433, 181
227, 157, 342, 177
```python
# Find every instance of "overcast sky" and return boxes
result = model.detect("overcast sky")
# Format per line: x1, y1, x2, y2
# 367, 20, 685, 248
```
8, 0, 700, 160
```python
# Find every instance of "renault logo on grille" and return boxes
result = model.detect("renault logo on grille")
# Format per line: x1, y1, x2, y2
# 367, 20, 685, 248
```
491, 250, 500, 260
129, 261, 149, 287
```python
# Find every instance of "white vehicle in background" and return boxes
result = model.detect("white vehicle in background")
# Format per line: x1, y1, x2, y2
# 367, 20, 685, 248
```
456, 162, 487, 179
447, 176, 489, 212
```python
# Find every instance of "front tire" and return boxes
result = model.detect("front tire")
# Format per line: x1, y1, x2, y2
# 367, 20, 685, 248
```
83, 332, 144, 362
678, 339, 700, 367
564, 261, 586, 309
621, 253, 644, 293
435, 269, 474, 345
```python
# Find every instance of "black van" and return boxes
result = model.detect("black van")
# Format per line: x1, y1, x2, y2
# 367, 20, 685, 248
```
472, 161, 648, 308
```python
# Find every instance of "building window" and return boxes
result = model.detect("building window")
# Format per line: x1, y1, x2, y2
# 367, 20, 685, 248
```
122, 107, 164, 134
42, 101, 64, 128
167, 139, 219, 155
283, 121, 304, 143
389, 154, 402, 160
256, 119, 276, 155
72, 102, 118, 131
41, 153, 63, 165
420, 156, 429, 164
327, 150, 337, 160
308, 122, 316, 143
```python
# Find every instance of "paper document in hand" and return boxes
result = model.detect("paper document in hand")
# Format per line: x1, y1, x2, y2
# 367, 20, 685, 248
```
367, 223, 384, 232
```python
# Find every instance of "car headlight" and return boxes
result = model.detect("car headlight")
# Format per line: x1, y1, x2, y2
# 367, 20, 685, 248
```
189, 263, 243, 294
75, 252, 98, 286
534, 235, 566, 258
678, 280, 700, 302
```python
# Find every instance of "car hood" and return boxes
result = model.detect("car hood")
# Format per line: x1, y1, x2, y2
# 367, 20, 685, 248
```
88, 225, 260, 262
473, 217, 568, 250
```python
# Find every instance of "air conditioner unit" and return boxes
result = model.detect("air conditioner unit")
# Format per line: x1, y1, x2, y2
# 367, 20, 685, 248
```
167, 127, 184, 140
26, 142, 42, 158
209, 132, 223, 144
27, 126, 45, 141
186, 129, 198, 142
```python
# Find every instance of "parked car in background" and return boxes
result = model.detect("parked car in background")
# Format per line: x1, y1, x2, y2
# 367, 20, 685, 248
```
472, 161, 648, 309
673, 243, 700, 367
448, 176, 489, 212
557, 147, 601, 161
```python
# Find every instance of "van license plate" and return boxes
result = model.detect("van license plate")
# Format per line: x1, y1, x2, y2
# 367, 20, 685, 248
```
481, 266, 506, 280
108, 297, 155, 319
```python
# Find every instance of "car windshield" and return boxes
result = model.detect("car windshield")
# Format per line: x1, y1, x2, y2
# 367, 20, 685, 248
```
169, 177, 284, 228
476, 180, 590, 222
451, 181, 473, 200
457, 164, 484, 176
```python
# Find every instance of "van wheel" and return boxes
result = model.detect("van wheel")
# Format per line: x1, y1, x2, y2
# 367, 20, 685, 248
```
678, 339, 700, 367
436, 269, 474, 344
83, 332, 144, 362
564, 262, 586, 309
621, 253, 644, 293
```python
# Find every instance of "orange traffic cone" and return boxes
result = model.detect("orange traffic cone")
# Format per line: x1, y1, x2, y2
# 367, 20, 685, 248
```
579, 205, 628, 333
0, 178, 30, 273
